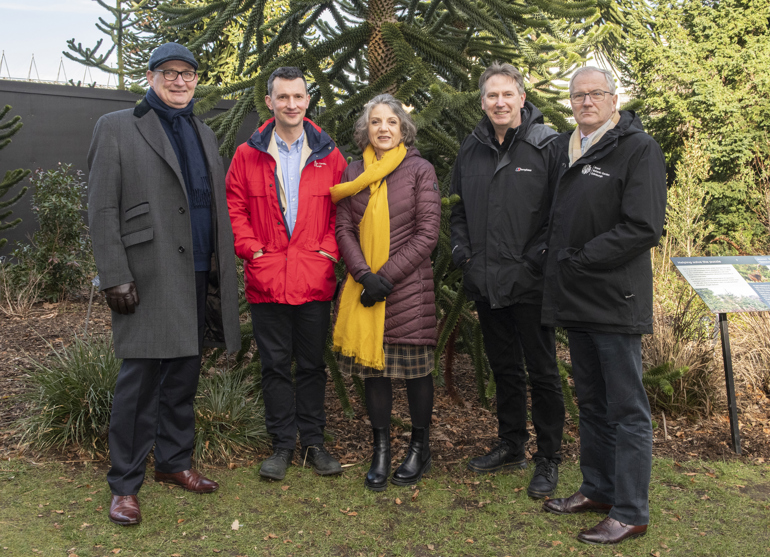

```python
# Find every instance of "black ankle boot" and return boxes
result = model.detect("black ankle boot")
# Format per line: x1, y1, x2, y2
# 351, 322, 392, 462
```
364, 427, 391, 492
391, 426, 431, 486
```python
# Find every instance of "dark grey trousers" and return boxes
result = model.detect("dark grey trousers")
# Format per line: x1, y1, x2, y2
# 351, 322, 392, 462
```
250, 301, 331, 450
568, 330, 652, 525
476, 301, 565, 460
107, 271, 207, 496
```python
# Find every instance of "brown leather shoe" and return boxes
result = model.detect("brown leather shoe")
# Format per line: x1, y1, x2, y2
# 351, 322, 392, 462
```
154, 469, 219, 493
109, 495, 141, 526
542, 491, 613, 515
577, 516, 647, 545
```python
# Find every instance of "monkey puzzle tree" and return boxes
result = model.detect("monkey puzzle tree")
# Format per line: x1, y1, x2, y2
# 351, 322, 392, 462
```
157, 0, 617, 409
0, 105, 30, 251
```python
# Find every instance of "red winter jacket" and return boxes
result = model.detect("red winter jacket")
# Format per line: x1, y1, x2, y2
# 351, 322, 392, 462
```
226, 118, 347, 304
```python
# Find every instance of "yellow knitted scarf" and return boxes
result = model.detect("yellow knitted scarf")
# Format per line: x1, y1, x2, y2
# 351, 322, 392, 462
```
330, 143, 407, 370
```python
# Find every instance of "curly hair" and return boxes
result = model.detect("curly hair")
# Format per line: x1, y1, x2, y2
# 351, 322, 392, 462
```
352, 94, 417, 152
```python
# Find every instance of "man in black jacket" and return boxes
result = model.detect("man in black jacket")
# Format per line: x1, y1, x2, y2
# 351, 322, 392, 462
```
541, 67, 667, 545
450, 62, 565, 498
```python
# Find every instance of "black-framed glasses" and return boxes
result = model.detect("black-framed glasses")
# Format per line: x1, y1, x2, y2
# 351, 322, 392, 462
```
153, 69, 197, 82
570, 90, 612, 104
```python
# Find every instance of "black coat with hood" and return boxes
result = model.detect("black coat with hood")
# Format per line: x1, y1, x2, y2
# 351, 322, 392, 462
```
541, 110, 667, 334
450, 102, 560, 309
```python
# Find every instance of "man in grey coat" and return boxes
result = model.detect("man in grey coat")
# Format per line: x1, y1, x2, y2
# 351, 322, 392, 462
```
88, 43, 240, 526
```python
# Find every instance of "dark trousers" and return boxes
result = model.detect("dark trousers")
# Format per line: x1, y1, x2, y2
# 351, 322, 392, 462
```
250, 301, 330, 450
568, 330, 652, 525
107, 270, 207, 496
476, 302, 564, 460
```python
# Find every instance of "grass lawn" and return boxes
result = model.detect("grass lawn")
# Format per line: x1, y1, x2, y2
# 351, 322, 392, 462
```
1, 458, 768, 556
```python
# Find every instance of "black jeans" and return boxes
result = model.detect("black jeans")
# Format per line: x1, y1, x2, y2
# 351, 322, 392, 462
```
568, 330, 652, 525
476, 301, 564, 460
250, 301, 331, 450
107, 270, 207, 496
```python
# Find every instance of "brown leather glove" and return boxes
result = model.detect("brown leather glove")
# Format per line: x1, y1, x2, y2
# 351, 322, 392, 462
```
104, 282, 140, 315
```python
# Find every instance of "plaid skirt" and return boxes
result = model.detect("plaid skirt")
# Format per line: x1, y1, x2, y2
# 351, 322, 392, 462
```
337, 343, 434, 379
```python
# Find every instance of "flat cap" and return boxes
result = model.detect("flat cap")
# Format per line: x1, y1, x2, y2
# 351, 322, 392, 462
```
148, 43, 198, 71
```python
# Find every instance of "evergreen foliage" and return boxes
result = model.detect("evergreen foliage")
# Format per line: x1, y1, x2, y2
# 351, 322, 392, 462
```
64, 0, 153, 90
155, 0, 617, 406
0, 105, 30, 251
8, 164, 92, 301
622, 0, 770, 253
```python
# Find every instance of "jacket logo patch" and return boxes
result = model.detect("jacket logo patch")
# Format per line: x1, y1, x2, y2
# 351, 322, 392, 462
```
582, 164, 610, 178
515, 167, 532, 172
314, 161, 326, 167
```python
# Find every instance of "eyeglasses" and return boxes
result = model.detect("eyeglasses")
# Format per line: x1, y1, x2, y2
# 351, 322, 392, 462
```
153, 69, 197, 82
570, 90, 612, 104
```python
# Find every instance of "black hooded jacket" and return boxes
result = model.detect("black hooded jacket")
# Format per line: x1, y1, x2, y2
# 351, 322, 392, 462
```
450, 102, 560, 309
541, 111, 667, 334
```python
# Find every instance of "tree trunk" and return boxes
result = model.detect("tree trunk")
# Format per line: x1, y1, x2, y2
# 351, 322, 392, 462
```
366, 0, 397, 94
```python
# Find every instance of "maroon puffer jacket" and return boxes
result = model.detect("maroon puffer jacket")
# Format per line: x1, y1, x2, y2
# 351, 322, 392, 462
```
335, 148, 441, 345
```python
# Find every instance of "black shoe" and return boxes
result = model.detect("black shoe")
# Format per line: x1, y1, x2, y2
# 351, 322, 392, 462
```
467, 440, 527, 474
364, 427, 391, 492
527, 457, 559, 498
259, 448, 293, 480
301, 444, 342, 476
391, 426, 431, 486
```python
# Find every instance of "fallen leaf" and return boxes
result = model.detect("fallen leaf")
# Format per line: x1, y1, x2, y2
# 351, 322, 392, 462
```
348, 511, 358, 516
177, 519, 185, 524
684, 472, 697, 476
552, 540, 562, 546
326, 530, 331, 536
84, 498, 92, 502
213, 550, 222, 554
651, 552, 661, 557
700, 495, 710, 500
705, 472, 716, 478
465, 538, 474, 543
54, 510, 64, 514
231, 519, 240, 530
283, 539, 293, 543
95, 506, 103, 512
427, 544, 434, 550
412, 489, 419, 501
281, 485, 290, 491
395, 498, 402, 505
111, 550, 121, 555
171, 554, 182, 557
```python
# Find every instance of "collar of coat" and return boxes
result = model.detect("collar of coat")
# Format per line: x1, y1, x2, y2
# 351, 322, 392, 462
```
247, 117, 336, 160
567, 110, 647, 166
472, 101, 558, 151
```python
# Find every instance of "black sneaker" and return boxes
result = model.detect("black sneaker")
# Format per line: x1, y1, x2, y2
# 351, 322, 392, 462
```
527, 457, 558, 498
301, 444, 342, 476
259, 448, 293, 480
467, 440, 527, 474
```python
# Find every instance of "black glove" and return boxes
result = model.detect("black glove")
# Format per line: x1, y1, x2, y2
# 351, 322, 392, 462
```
104, 282, 140, 315
359, 272, 393, 308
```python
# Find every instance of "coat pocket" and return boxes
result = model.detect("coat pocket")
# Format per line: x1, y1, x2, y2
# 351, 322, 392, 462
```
125, 202, 150, 221
121, 227, 154, 248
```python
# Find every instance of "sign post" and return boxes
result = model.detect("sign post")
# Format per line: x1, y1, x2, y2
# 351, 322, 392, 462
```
717, 313, 741, 454
671, 256, 770, 454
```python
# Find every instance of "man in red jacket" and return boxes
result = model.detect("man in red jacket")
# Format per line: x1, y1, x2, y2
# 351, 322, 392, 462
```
226, 67, 347, 480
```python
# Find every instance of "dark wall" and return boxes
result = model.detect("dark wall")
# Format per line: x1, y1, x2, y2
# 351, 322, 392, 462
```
0, 80, 260, 256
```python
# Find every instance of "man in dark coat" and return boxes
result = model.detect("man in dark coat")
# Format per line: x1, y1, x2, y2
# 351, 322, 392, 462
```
88, 43, 241, 526
541, 66, 667, 545
450, 62, 565, 498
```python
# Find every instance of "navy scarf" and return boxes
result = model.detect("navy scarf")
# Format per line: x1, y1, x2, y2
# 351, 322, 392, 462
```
145, 87, 211, 209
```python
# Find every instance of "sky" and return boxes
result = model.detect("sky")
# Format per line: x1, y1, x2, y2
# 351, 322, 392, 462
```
1, 0, 113, 85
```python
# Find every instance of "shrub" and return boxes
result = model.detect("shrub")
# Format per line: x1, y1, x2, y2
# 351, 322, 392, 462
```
18, 334, 119, 458
9, 163, 93, 301
18, 334, 269, 464
194, 368, 268, 464
729, 313, 770, 397
643, 290, 721, 417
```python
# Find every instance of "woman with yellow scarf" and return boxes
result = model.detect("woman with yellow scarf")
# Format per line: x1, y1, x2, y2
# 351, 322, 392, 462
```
331, 94, 441, 491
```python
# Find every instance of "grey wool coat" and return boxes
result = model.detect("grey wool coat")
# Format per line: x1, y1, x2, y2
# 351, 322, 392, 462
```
87, 99, 241, 359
